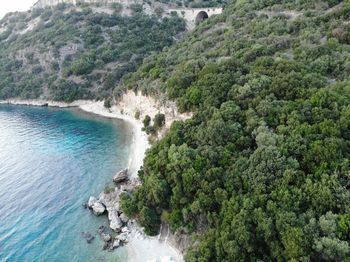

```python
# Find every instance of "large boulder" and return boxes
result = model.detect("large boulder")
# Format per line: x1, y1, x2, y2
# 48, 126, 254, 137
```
113, 169, 128, 183
101, 233, 112, 242
117, 232, 129, 243
120, 213, 129, 224
99, 191, 120, 211
88, 196, 97, 208
109, 209, 123, 232
92, 201, 106, 216
113, 239, 121, 249
87, 196, 106, 215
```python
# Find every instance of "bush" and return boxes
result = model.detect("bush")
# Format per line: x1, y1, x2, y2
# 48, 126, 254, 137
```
153, 113, 165, 129
143, 115, 151, 127
104, 97, 112, 108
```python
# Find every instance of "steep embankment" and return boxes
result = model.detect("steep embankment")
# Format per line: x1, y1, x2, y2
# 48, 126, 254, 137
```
120, 0, 350, 261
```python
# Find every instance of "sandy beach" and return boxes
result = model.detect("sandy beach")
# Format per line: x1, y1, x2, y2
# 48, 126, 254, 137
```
0, 93, 188, 262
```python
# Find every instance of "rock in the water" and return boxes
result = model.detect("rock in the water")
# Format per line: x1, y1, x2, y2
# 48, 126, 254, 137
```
88, 196, 97, 208
120, 213, 129, 224
87, 196, 106, 215
109, 210, 123, 232
113, 169, 128, 183
117, 232, 129, 243
81, 232, 95, 244
101, 233, 112, 242
91, 201, 106, 216
113, 239, 120, 249
98, 225, 106, 234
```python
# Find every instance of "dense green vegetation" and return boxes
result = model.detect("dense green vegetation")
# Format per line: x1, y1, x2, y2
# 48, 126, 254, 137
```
0, 3, 185, 101
2, 0, 350, 260
120, 0, 350, 260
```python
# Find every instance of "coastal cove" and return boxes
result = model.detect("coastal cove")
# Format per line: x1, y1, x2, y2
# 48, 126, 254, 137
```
0, 99, 184, 261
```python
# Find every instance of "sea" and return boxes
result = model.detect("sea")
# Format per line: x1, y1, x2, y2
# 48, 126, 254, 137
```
0, 104, 132, 261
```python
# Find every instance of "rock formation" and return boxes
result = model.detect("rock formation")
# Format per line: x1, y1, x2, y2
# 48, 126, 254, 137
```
113, 168, 128, 183
87, 196, 106, 215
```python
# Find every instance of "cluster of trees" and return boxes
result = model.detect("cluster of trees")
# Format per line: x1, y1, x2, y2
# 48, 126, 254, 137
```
120, 0, 350, 260
0, 3, 186, 102
142, 113, 166, 135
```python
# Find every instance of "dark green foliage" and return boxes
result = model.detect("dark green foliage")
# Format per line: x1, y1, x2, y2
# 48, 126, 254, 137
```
143, 115, 151, 127
104, 97, 112, 108
0, 4, 186, 101
120, 193, 139, 217
139, 206, 161, 235
121, 0, 350, 260
153, 113, 165, 129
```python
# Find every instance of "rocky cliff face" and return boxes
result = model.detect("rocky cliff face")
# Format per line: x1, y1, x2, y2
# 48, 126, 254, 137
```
32, 0, 141, 9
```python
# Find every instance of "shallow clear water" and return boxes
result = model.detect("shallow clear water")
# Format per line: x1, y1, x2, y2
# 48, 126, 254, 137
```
0, 105, 131, 261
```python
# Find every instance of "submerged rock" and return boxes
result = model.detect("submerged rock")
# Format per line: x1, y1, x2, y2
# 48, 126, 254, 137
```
98, 225, 106, 234
81, 232, 95, 244
113, 169, 128, 183
101, 233, 112, 243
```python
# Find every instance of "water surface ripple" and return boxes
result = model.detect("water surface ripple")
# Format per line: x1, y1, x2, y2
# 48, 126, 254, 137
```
0, 105, 131, 261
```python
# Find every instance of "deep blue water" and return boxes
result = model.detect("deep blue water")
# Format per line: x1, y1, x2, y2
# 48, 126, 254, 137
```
0, 105, 131, 261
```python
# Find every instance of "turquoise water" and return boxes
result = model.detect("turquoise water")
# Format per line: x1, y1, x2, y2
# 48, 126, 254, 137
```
0, 105, 131, 261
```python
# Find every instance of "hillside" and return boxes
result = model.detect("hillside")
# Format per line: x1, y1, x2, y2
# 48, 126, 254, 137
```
119, 0, 350, 261
1, 0, 350, 260
33, 0, 226, 8
0, 2, 185, 101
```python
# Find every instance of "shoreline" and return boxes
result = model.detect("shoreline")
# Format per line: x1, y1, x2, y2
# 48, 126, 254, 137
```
0, 98, 148, 179
0, 98, 184, 262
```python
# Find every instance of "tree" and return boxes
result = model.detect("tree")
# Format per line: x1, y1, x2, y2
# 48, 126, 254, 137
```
153, 113, 165, 129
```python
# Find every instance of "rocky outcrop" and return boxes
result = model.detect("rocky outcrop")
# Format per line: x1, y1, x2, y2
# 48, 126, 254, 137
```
120, 213, 129, 224
113, 168, 128, 183
109, 209, 123, 232
100, 232, 112, 242
84, 170, 137, 251
87, 196, 106, 215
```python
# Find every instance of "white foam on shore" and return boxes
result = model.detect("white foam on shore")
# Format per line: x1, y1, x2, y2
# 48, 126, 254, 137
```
0, 95, 186, 262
